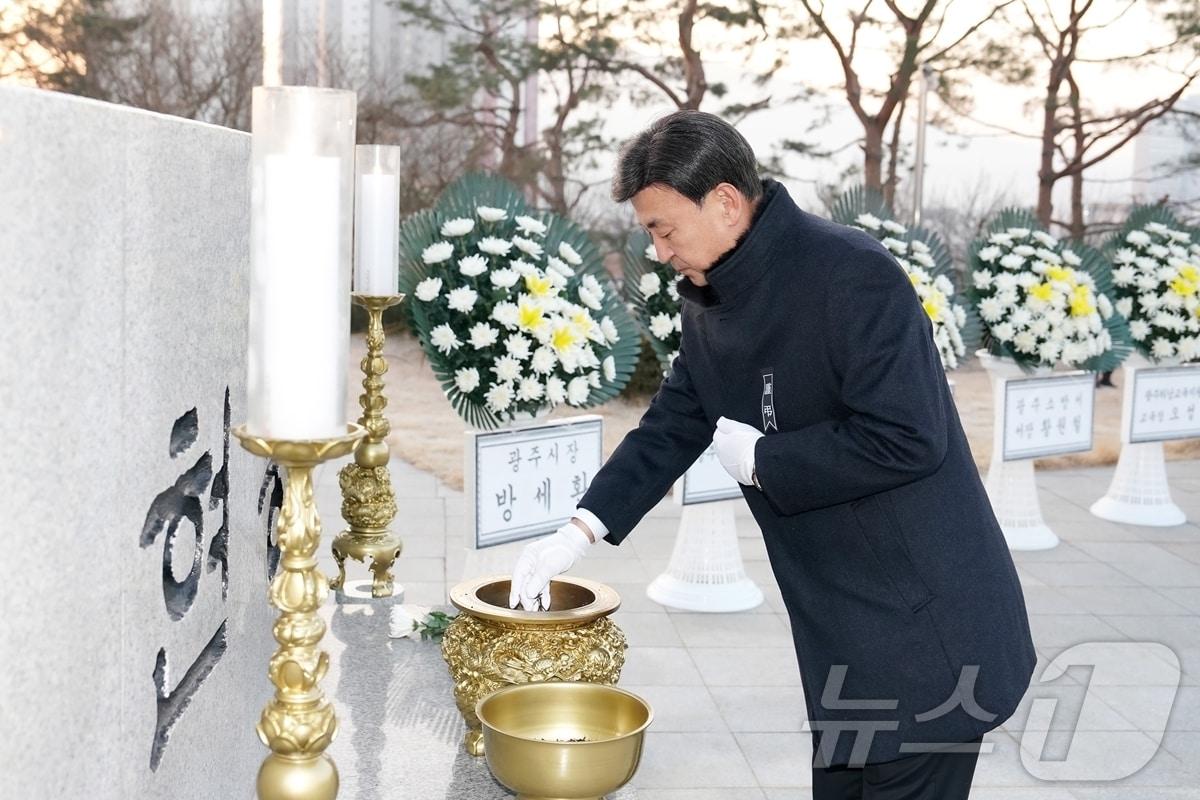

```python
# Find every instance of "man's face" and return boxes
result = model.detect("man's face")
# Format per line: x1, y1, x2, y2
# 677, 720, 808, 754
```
631, 183, 752, 287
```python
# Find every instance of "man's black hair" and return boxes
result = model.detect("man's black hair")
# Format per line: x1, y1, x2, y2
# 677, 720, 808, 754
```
612, 110, 762, 205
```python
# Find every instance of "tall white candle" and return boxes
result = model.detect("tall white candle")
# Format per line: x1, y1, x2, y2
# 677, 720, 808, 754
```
248, 86, 356, 440
355, 172, 400, 294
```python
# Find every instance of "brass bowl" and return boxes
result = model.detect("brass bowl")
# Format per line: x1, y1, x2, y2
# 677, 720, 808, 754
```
477, 681, 653, 800
442, 576, 628, 756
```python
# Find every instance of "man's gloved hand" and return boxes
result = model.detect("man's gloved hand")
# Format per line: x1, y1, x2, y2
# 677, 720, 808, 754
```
714, 415, 763, 486
508, 521, 593, 611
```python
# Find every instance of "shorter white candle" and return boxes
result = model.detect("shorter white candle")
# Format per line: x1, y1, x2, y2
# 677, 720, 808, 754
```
355, 172, 400, 294
354, 144, 402, 295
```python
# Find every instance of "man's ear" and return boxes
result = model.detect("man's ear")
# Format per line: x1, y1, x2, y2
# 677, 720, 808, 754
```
714, 183, 745, 225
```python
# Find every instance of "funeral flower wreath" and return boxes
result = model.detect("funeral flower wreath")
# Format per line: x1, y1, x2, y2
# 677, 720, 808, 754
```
397, 175, 640, 429
1106, 205, 1200, 363
966, 209, 1130, 372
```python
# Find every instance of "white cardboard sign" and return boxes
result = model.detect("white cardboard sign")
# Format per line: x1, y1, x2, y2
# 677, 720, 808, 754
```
1129, 364, 1200, 443
676, 440, 743, 505
1002, 373, 1095, 461
464, 414, 604, 549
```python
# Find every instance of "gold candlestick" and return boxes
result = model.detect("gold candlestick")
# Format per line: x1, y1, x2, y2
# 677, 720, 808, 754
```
234, 423, 366, 800
331, 293, 405, 598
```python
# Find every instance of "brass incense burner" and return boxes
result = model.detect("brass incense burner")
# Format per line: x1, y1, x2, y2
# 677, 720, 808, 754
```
441, 575, 627, 756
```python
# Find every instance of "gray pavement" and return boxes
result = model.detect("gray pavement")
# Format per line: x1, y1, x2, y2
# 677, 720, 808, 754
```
309, 456, 1200, 799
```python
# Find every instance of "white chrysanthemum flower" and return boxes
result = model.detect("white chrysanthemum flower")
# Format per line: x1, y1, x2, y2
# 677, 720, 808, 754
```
1114, 248, 1137, 264
490, 268, 520, 288
602, 355, 616, 382
972, 270, 994, 290
649, 312, 675, 339
1011, 307, 1033, 328
1032, 230, 1058, 248
510, 258, 538, 277
1017, 272, 1039, 288
989, 232, 1014, 246
599, 316, 620, 344
514, 215, 548, 237
992, 322, 1015, 342
856, 213, 882, 230
667, 281, 680, 300
979, 297, 1004, 322
912, 251, 936, 269
1060, 249, 1079, 267
672, 312, 683, 332
422, 241, 454, 264
1097, 294, 1113, 317
1126, 230, 1152, 247
430, 324, 460, 354
512, 236, 543, 258
644, 243, 662, 262
546, 256, 573, 277
566, 376, 590, 405
479, 237, 512, 256
492, 301, 520, 329
1146, 222, 1170, 236
454, 367, 480, 393
577, 285, 602, 311
530, 346, 557, 374
1129, 319, 1151, 341
881, 219, 907, 234
1152, 337, 1176, 359
1000, 253, 1025, 270
1116, 297, 1134, 318
477, 206, 507, 222
974, 245, 1003, 263
558, 241, 583, 265
484, 382, 513, 413
492, 355, 522, 382
881, 236, 907, 254
1038, 341, 1061, 364
1113, 266, 1138, 286
447, 286, 478, 313
1013, 331, 1037, 353
640, 272, 663, 297
587, 370, 601, 389
1013, 245, 1036, 258
414, 276, 443, 302
468, 322, 499, 349
504, 333, 532, 360
440, 217, 475, 237
1179, 337, 1199, 360
516, 376, 545, 402
1150, 244, 1171, 259
459, 254, 488, 277
994, 272, 1019, 292
1009, 227, 1031, 238
545, 376, 567, 404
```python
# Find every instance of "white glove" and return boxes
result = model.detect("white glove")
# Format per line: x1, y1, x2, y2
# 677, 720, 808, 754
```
714, 415, 763, 485
508, 521, 594, 611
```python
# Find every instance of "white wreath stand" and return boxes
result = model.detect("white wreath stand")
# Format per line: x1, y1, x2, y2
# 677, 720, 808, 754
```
978, 350, 1060, 550
1090, 353, 1187, 526
647, 494, 763, 612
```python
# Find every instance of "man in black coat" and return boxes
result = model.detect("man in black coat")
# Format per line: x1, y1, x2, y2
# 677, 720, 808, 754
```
510, 110, 1037, 798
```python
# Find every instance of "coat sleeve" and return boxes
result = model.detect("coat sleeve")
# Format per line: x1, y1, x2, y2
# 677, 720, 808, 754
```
576, 340, 714, 545
754, 247, 949, 516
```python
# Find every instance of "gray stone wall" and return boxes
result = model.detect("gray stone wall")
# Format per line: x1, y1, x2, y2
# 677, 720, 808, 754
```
0, 85, 277, 799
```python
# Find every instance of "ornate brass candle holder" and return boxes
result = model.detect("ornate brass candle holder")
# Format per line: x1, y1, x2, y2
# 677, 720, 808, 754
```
331, 293, 405, 598
234, 423, 366, 800
442, 575, 628, 756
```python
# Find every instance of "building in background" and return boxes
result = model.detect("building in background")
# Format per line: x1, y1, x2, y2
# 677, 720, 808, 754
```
1132, 95, 1200, 211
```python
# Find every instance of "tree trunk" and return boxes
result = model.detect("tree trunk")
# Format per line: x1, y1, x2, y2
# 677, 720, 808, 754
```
884, 93, 908, 209
864, 121, 885, 193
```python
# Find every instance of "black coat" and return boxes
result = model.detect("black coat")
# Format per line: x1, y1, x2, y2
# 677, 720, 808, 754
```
578, 179, 1037, 767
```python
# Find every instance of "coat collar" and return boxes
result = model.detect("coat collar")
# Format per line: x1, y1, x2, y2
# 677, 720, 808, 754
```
676, 178, 792, 309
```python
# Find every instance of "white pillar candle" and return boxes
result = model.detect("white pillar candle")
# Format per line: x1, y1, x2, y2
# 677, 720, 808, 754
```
353, 145, 402, 295
248, 86, 356, 440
